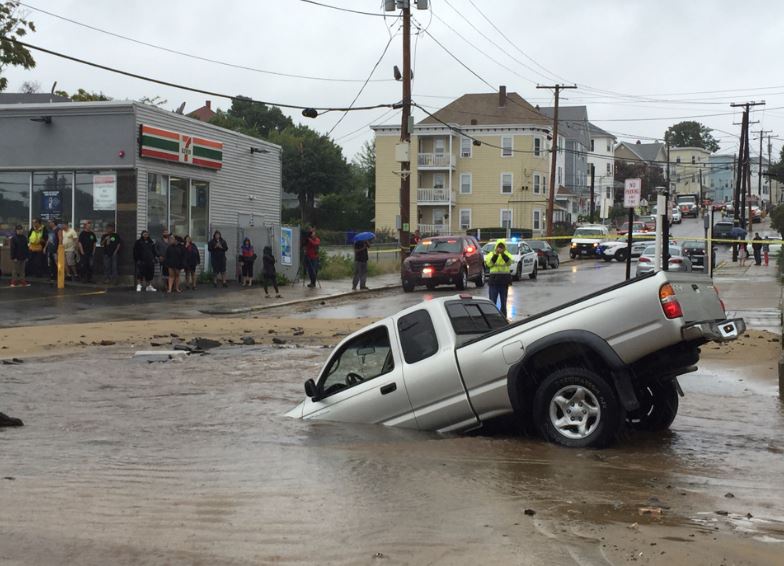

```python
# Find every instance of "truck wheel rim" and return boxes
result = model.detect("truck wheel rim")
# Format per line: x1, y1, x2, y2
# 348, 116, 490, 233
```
549, 385, 601, 439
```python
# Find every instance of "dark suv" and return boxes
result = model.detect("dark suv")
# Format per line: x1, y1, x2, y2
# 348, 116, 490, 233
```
402, 235, 485, 292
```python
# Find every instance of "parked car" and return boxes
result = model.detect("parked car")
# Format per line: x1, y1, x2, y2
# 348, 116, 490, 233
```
600, 233, 656, 262
570, 225, 610, 258
481, 240, 538, 280
711, 220, 735, 241
638, 215, 657, 231
617, 221, 647, 236
636, 245, 693, 277
289, 274, 745, 448
402, 236, 484, 292
680, 240, 716, 270
751, 206, 762, 223
671, 208, 682, 224
527, 239, 560, 269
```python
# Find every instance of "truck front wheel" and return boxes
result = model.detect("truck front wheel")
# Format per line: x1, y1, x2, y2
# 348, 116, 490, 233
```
626, 380, 679, 431
533, 367, 624, 448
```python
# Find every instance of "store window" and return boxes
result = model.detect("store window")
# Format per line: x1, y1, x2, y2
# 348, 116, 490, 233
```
75, 171, 117, 238
170, 176, 189, 237
0, 172, 30, 242
147, 173, 210, 242
32, 171, 72, 225
190, 180, 209, 242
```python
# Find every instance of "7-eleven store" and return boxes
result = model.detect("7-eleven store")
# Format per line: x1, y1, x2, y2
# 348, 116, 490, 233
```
0, 101, 284, 281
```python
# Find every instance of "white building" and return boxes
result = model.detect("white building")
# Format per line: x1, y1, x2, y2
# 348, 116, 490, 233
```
587, 123, 616, 219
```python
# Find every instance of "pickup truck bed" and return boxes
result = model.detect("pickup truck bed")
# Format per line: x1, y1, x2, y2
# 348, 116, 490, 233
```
288, 271, 744, 448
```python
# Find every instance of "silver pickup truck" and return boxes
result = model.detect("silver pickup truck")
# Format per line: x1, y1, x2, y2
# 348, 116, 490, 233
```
287, 271, 745, 448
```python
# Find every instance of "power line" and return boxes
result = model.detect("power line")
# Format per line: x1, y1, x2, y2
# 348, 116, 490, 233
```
8, 38, 398, 113
327, 31, 397, 136
296, 0, 390, 17
18, 1, 396, 84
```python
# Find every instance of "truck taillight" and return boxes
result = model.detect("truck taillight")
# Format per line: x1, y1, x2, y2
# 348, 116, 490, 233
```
659, 283, 683, 319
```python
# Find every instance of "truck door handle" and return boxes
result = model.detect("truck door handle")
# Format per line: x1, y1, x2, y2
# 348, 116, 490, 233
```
380, 383, 397, 395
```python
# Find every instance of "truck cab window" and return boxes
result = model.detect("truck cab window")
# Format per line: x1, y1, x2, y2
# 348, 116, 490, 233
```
397, 310, 439, 364
319, 326, 393, 397
447, 302, 508, 335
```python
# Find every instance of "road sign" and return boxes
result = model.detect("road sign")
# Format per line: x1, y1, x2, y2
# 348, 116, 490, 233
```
624, 178, 641, 208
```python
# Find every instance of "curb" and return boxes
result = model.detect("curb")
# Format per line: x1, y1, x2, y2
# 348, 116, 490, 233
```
199, 283, 402, 315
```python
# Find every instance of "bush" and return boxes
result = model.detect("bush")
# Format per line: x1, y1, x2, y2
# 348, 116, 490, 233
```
769, 205, 784, 237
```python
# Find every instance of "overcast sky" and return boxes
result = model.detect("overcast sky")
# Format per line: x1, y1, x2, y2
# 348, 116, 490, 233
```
5, 0, 784, 163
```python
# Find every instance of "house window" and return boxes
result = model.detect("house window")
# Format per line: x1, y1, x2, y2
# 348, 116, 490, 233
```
459, 208, 471, 230
557, 166, 562, 185
500, 172, 513, 194
460, 137, 471, 158
676, 157, 681, 163
460, 173, 472, 194
501, 135, 513, 157
534, 137, 541, 156
500, 208, 512, 229
434, 174, 445, 189
606, 162, 612, 175
533, 208, 542, 231
691, 156, 696, 164
606, 140, 611, 152
533, 174, 541, 194
542, 176, 547, 195
590, 139, 595, 152
434, 138, 445, 155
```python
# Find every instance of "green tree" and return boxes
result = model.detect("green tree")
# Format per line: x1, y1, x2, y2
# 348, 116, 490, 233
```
663, 121, 720, 153
613, 159, 666, 202
209, 95, 293, 138
54, 88, 112, 101
352, 140, 376, 200
0, 1, 35, 91
769, 204, 784, 238
269, 125, 354, 225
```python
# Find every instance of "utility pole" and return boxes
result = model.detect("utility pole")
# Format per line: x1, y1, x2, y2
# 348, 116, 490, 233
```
730, 101, 765, 232
385, 0, 428, 265
698, 168, 703, 214
589, 163, 595, 223
753, 129, 772, 209
537, 83, 577, 238
662, 140, 671, 270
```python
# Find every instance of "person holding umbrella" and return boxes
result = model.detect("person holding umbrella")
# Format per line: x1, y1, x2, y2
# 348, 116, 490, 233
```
352, 232, 374, 291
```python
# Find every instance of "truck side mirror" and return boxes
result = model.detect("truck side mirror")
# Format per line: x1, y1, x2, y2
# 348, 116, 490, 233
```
304, 379, 317, 398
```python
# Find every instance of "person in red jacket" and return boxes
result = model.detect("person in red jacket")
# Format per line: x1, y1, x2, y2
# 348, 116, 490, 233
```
303, 227, 321, 288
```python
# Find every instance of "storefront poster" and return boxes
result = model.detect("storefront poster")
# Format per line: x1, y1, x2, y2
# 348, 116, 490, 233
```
40, 190, 62, 221
280, 227, 293, 266
93, 174, 117, 211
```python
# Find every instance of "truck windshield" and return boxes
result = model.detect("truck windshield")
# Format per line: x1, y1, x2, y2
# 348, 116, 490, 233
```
413, 239, 462, 254
573, 229, 604, 237
446, 301, 508, 334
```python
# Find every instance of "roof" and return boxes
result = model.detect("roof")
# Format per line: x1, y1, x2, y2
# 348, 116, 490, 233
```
616, 141, 665, 162
0, 93, 70, 104
538, 106, 590, 145
188, 101, 216, 122
587, 121, 616, 139
417, 91, 551, 127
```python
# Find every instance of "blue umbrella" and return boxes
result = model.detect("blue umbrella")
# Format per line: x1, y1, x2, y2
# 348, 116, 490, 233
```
729, 227, 747, 239
353, 231, 375, 242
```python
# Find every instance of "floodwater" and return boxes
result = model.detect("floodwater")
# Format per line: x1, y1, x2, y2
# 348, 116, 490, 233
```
2, 345, 783, 565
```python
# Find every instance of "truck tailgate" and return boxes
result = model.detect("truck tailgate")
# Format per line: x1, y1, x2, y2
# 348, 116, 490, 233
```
667, 273, 725, 322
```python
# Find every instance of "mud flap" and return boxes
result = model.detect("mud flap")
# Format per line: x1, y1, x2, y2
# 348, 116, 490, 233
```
612, 369, 640, 412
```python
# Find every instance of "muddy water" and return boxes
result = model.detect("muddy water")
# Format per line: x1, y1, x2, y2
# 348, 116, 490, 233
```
2, 347, 783, 565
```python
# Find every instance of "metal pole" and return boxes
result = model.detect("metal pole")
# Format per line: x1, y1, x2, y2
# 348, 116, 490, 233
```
589, 163, 595, 223
625, 206, 633, 281
662, 142, 671, 271
398, 4, 411, 265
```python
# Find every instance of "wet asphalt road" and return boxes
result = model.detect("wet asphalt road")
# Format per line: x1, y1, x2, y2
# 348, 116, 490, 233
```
0, 216, 772, 328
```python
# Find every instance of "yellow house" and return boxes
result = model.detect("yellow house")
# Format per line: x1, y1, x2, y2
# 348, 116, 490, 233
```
372, 88, 565, 237
670, 146, 711, 197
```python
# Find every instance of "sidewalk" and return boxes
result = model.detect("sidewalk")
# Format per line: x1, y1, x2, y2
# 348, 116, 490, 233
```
713, 253, 782, 333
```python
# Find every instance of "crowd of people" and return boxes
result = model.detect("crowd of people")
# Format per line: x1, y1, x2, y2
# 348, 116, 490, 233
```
7, 220, 283, 297
737, 232, 771, 268
8, 218, 107, 287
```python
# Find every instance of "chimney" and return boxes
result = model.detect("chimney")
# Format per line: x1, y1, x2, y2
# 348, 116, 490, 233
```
636, 140, 641, 144
206, 100, 211, 110
499, 85, 506, 107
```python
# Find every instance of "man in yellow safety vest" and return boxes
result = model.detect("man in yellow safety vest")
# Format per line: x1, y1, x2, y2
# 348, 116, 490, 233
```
484, 239, 513, 318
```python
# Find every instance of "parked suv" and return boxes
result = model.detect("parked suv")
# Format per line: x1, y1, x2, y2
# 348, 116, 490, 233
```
402, 235, 484, 292
570, 225, 610, 258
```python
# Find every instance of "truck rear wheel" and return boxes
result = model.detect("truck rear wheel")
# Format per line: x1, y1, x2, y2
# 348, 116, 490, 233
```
533, 367, 624, 448
626, 380, 679, 431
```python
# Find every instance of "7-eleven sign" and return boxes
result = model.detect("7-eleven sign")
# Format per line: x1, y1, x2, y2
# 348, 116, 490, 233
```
181, 135, 193, 163
140, 124, 223, 169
